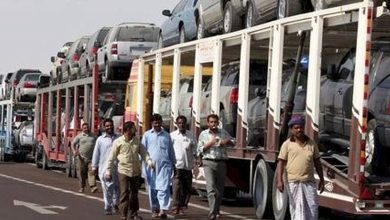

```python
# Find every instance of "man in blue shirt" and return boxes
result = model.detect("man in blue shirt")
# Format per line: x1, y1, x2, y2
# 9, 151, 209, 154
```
142, 114, 176, 219
91, 118, 120, 215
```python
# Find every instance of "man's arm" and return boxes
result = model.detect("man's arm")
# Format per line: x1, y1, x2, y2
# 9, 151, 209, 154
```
314, 158, 325, 193
91, 138, 100, 175
277, 159, 285, 192
71, 135, 80, 156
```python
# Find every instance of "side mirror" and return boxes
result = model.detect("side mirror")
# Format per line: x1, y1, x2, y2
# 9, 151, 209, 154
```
50, 56, 55, 63
162, 10, 171, 17
57, 52, 66, 59
326, 64, 337, 80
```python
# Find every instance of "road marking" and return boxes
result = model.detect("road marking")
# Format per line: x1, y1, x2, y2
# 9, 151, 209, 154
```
14, 200, 66, 214
1, 171, 254, 219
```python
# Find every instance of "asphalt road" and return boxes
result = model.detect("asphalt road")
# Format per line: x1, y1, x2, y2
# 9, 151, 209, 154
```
0, 161, 388, 220
0, 162, 257, 220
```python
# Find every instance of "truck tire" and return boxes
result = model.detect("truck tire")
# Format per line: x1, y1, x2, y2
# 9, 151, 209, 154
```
272, 168, 290, 220
72, 156, 78, 178
35, 147, 42, 168
278, 0, 303, 19
42, 151, 48, 170
65, 152, 72, 178
252, 159, 274, 219
223, 2, 241, 34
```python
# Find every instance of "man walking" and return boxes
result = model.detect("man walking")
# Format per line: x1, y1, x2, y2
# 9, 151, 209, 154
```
71, 123, 97, 193
197, 114, 233, 220
105, 121, 154, 220
277, 116, 324, 220
91, 118, 120, 215
170, 116, 197, 215
142, 114, 176, 219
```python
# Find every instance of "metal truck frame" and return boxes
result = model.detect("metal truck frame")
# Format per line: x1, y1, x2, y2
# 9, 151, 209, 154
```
133, 1, 390, 219
34, 65, 125, 176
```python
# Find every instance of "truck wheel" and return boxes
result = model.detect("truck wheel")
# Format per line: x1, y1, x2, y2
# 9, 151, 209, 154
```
35, 147, 42, 168
65, 152, 72, 178
42, 151, 48, 170
245, 1, 255, 28
72, 156, 78, 178
252, 159, 274, 219
272, 168, 290, 220
278, 0, 302, 19
223, 2, 241, 34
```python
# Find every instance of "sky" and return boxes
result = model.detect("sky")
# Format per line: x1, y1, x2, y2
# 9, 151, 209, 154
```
0, 0, 178, 75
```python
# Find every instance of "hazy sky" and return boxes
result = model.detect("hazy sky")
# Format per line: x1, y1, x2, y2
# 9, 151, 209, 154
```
0, 0, 178, 75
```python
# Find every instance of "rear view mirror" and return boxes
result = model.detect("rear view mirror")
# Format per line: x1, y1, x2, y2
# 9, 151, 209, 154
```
162, 10, 171, 17
57, 52, 66, 59
50, 56, 55, 63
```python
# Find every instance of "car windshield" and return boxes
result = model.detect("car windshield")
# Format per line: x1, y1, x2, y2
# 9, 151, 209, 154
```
117, 26, 159, 42
25, 74, 40, 81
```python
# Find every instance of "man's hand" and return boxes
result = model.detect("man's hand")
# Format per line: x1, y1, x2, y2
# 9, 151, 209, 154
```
277, 179, 284, 193
104, 170, 111, 182
318, 179, 325, 194
147, 159, 155, 170
90, 168, 97, 176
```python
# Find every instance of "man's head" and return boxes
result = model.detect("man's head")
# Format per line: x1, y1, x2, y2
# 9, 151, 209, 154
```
81, 123, 89, 133
103, 118, 114, 135
123, 121, 136, 139
288, 116, 305, 138
207, 114, 219, 132
151, 113, 162, 132
176, 115, 187, 133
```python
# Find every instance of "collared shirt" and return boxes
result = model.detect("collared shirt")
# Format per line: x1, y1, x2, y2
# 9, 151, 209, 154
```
197, 128, 231, 160
91, 132, 119, 177
170, 129, 197, 170
142, 128, 176, 190
72, 132, 96, 160
105, 135, 150, 177
278, 137, 320, 182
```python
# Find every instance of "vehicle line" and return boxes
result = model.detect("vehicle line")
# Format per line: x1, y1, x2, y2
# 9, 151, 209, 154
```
0, 171, 254, 219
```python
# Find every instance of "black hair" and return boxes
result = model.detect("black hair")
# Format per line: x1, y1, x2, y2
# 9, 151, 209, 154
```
207, 114, 219, 122
123, 121, 135, 132
151, 113, 162, 122
176, 115, 187, 123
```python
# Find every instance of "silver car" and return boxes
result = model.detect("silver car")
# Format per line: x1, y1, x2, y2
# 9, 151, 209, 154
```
60, 36, 91, 82
79, 27, 111, 77
159, 0, 200, 47
97, 22, 160, 82
311, 0, 386, 10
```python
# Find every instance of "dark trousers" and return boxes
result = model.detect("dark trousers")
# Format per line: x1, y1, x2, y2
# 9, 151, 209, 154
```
77, 157, 96, 188
118, 173, 140, 218
172, 169, 193, 209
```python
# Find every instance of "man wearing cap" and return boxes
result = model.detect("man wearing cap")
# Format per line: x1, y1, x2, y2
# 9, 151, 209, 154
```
276, 116, 324, 220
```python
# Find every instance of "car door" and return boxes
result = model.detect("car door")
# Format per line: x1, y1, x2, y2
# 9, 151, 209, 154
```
321, 50, 355, 137
199, 0, 223, 29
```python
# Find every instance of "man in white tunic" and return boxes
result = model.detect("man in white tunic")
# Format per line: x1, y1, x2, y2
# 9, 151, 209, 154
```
277, 116, 324, 220
170, 115, 197, 215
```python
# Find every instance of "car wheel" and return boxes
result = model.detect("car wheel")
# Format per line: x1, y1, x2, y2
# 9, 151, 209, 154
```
157, 33, 164, 49
179, 26, 186, 44
366, 119, 381, 174
245, 1, 255, 28
86, 62, 90, 77
197, 17, 206, 39
253, 159, 274, 219
311, 0, 325, 10
272, 167, 290, 220
278, 0, 302, 19
223, 2, 241, 34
